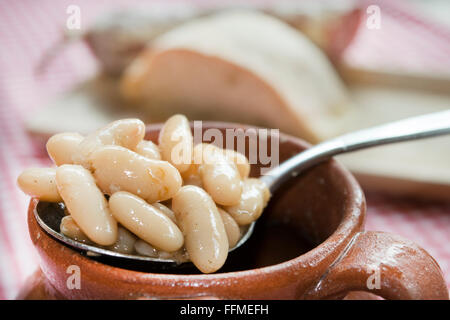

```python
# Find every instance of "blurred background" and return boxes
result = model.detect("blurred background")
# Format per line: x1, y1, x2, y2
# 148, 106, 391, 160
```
0, 0, 449, 299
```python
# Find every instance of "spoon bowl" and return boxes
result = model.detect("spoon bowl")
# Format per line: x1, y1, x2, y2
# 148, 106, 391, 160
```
33, 200, 254, 267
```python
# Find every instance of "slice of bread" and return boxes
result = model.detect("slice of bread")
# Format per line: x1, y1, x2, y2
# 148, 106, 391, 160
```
120, 10, 351, 142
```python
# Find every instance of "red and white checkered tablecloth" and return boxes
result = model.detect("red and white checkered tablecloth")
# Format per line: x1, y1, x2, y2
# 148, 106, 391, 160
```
343, 0, 450, 74
0, 0, 449, 299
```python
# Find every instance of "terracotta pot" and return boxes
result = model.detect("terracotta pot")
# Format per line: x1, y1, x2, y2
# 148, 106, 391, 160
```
18, 122, 449, 300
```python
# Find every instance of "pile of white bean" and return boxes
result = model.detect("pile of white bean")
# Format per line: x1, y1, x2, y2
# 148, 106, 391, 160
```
17, 115, 270, 273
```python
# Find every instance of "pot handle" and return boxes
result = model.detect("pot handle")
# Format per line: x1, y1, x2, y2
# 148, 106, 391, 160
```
304, 231, 449, 300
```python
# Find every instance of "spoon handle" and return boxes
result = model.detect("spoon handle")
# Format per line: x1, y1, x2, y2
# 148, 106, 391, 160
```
262, 110, 450, 191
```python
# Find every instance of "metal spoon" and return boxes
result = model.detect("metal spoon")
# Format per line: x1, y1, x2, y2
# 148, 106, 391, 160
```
35, 110, 450, 268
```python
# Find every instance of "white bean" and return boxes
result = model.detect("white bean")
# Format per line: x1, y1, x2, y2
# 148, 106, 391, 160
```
90, 145, 182, 203
46, 133, 83, 166
224, 149, 250, 179
225, 178, 270, 226
194, 144, 242, 206
56, 165, 118, 246
134, 239, 159, 258
60, 216, 91, 244
218, 208, 241, 248
134, 240, 189, 263
135, 140, 161, 160
75, 118, 145, 168
152, 202, 177, 223
107, 226, 137, 254
158, 247, 189, 263
17, 168, 62, 202
158, 114, 193, 173
172, 185, 228, 273
194, 143, 249, 177
181, 164, 202, 187
109, 191, 184, 252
